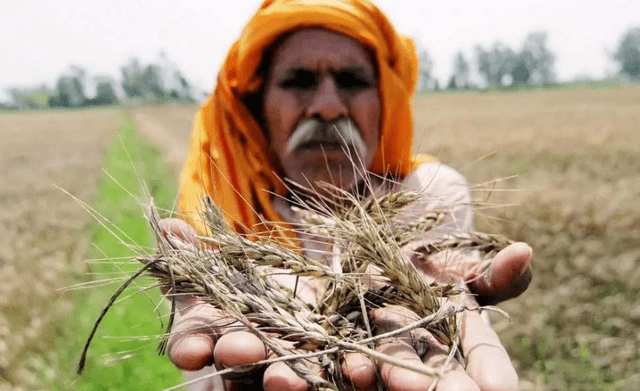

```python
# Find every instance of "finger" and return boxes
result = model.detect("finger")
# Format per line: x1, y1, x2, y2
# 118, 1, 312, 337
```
434, 369, 480, 391
159, 218, 199, 248
158, 219, 200, 296
183, 367, 225, 391
214, 331, 267, 375
215, 332, 268, 389
461, 308, 519, 391
371, 306, 436, 390
378, 339, 436, 391
263, 362, 309, 391
370, 305, 419, 337
374, 318, 482, 391
466, 242, 532, 305
361, 264, 387, 290
341, 352, 377, 390
419, 340, 479, 391
167, 303, 225, 371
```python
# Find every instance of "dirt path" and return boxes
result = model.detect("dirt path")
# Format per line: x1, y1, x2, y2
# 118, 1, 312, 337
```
0, 109, 119, 390
130, 105, 198, 176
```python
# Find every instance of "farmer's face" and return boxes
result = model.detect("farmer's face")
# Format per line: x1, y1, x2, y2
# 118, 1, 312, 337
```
263, 29, 381, 190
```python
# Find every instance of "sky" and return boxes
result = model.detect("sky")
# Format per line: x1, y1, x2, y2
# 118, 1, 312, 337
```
1, 0, 639, 101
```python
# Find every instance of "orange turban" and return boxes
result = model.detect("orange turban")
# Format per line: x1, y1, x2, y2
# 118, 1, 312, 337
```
177, 0, 434, 238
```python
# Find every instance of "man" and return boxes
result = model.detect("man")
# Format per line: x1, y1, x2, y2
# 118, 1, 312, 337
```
162, 1, 533, 390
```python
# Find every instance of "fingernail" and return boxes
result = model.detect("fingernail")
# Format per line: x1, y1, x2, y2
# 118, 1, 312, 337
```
518, 244, 533, 274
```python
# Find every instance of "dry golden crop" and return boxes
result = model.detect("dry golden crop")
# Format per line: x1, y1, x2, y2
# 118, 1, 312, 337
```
0, 108, 119, 390
413, 86, 640, 390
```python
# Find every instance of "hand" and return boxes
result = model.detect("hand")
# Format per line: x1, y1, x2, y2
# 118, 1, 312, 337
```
160, 218, 532, 390
321, 242, 532, 391
362, 241, 533, 391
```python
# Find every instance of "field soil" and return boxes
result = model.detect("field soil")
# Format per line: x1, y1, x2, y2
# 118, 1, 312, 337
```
130, 105, 195, 174
132, 85, 640, 391
0, 109, 120, 390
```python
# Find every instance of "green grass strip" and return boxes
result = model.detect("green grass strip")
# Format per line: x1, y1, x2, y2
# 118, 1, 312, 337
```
53, 112, 185, 390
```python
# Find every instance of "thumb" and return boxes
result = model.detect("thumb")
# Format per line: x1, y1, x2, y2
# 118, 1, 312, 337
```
466, 242, 532, 306
159, 218, 199, 249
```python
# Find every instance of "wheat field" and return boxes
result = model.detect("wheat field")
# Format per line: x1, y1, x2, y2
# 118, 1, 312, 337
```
1, 85, 638, 390
413, 86, 640, 390
0, 109, 119, 389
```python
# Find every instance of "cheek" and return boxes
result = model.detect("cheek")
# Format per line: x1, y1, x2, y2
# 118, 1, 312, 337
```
350, 91, 381, 152
264, 89, 300, 155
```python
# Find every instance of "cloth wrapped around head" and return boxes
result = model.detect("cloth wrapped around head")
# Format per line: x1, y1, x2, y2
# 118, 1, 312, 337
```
177, 0, 433, 238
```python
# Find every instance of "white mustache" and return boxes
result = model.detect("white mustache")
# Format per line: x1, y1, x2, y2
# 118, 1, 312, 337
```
285, 118, 367, 159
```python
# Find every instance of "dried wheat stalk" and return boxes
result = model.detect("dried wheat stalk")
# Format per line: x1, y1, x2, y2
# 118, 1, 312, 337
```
78, 186, 513, 391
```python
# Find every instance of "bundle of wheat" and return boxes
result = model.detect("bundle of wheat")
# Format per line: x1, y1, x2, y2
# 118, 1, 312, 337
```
78, 184, 512, 391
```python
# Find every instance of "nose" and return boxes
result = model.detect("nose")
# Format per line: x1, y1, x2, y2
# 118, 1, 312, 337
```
305, 75, 348, 121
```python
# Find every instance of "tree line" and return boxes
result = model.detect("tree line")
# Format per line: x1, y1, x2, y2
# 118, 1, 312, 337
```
2, 26, 640, 110
4, 52, 198, 110
418, 26, 640, 91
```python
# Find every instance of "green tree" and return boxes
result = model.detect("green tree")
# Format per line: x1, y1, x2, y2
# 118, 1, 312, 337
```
142, 64, 166, 100
613, 26, 640, 81
511, 47, 536, 85
418, 48, 434, 90
92, 76, 119, 105
121, 57, 146, 100
8, 85, 51, 109
120, 53, 196, 103
173, 69, 195, 102
446, 74, 457, 90
521, 31, 555, 84
475, 42, 516, 86
476, 32, 555, 87
452, 51, 471, 88
511, 58, 531, 85
49, 66, 87, 107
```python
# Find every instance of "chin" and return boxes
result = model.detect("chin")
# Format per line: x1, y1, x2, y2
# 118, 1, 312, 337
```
291, 168, 362, 194
282, 152, 371, 194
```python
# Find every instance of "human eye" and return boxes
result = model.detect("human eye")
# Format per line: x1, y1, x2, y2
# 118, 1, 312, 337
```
278, 70, 317, 90
334, 71, 374, 91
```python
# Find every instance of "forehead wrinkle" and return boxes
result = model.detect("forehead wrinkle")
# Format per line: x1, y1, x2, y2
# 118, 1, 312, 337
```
272, 56, 374, 74
268, 29, 375, 75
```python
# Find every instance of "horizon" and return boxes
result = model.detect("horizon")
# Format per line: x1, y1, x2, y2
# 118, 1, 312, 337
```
2, 0, 639, 101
